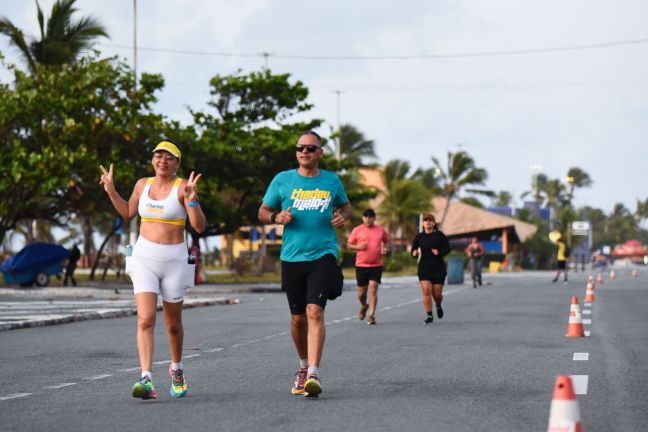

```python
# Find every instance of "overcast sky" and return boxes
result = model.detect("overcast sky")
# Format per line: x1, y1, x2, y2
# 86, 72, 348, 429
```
2, 0, 647, 215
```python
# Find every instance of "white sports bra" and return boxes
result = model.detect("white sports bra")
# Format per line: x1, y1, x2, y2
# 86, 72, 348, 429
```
138, 178, 187, 226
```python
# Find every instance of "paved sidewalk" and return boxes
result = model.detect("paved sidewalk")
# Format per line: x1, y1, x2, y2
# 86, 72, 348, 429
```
0, 283, 248, 331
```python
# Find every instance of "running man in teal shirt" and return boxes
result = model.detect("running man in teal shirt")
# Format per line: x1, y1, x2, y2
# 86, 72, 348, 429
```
259, 131, 351, 398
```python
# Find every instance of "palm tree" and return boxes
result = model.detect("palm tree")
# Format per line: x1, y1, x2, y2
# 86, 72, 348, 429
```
333, 124, 377, 167
494, 191, 512, 207
521, 173, 549, 205
0, 0, 108, 73
635, 198, 648, 227
564, 167, 592, 206
431, 151, 488, 226
378, 160, 433, 248
543, 179, 568, 209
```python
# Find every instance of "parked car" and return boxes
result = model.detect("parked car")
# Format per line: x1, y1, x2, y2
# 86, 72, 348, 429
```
1, 243, 70, 287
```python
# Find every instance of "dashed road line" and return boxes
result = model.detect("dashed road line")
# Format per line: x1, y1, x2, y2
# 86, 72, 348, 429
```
570, 375, 589, 395
583, 310, 591, 315
573, 353, 589, 361
0, 393, 32, 401
585, 330, 591, 337
582, 319, 592, 325
84, 374, 113, 381
42, 383, 77, 390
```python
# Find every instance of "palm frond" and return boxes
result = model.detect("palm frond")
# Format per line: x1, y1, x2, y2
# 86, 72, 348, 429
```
0, 17, 36, 71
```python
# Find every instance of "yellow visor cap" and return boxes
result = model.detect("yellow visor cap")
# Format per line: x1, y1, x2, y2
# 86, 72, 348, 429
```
153, 141, 181, 158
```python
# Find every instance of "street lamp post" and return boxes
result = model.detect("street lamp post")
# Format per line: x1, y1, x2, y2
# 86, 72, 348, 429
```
129, 0, 138, 247
332, 90, 345, 161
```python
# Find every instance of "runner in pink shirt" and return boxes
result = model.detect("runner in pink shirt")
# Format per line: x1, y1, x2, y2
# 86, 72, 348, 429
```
347, 209, 391, 325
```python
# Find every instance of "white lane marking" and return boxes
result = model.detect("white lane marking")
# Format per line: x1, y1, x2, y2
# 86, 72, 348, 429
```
570, 375, 589, 394
573, 353, 589, 361
583, 319, 592, 325
583, 310, 591, 315
117, 367, 140, 372
584, 303, 592, 307
585, 330, 591, 337
84, 374, 113, 381
152, 360, 168, 365
0, 393, 32, 401
230, 343, 243, 348
205, 347, 224, 353
42, 383, 77, 390
184, 354, 200, 359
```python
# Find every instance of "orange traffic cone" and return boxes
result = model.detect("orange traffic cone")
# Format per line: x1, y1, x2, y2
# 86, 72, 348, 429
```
609, 270, 616, 280
632, 269, 638, 278
596, 272, 603, 286
566, 296, 585, 338
587, 275, 594, 284
547, 375, 583, 432
584, 282, 596, 302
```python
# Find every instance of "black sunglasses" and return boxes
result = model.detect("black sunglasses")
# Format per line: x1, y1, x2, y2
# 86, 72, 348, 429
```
296, 144, 321, 153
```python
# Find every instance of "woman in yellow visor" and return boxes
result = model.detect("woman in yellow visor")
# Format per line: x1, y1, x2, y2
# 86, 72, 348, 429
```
99, 138, 206, 400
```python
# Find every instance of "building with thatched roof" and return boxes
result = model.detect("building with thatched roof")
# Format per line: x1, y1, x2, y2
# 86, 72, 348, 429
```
429, 197, 537, 254
358, 168, 537, 254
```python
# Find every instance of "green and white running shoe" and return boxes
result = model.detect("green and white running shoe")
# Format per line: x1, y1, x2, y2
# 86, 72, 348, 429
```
131, 376, 157, 400
304, 374, 322, 398
169, 367, 188, 398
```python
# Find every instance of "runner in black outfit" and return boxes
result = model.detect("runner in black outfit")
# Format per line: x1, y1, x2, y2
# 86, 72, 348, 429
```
411, 214, 451, 324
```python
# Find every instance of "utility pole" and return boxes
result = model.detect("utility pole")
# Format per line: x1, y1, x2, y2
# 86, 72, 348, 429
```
332, 90, 345, 160
129, 0, 138, 247
259, 52, 274, 70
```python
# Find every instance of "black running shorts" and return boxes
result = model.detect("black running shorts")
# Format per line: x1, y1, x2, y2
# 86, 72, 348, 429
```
281, 254, 340, 315
355, 266, 383, 286
417, 262, 446, 284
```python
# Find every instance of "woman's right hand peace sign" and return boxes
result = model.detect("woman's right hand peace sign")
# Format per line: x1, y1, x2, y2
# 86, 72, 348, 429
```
99, 164, 115, 193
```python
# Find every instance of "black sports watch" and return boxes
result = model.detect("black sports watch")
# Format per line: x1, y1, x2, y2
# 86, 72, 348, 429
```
270, 212, 277, 224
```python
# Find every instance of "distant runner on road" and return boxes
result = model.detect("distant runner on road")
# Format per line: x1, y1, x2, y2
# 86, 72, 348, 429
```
347, 208, 391, 325
411, 214, 450, 324
465, 237, 484, 288
552, 235, 569, 284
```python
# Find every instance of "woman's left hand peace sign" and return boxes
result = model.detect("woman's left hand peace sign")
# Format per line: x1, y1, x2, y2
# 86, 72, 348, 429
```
185, 171, 202, 203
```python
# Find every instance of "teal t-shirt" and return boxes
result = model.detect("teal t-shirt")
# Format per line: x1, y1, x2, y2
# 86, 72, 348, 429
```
262, 169, 349, 262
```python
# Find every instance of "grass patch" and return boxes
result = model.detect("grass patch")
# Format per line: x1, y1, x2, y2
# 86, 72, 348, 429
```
205, 272, 281, 284
205, 266, 419, 285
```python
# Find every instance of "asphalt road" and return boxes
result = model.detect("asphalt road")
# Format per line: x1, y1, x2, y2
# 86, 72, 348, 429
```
0, 271, 646, 431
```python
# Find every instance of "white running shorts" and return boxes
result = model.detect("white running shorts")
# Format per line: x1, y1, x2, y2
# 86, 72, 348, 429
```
125, 236, 194, 303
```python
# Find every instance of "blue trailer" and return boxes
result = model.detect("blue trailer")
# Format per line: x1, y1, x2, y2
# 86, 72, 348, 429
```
1, 243, 70, 287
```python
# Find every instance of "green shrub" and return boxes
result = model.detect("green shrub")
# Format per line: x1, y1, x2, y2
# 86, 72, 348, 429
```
383, 251, 415, 272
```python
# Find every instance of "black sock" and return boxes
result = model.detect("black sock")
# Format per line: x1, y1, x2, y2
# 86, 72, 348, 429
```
427, 311, 433, 317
